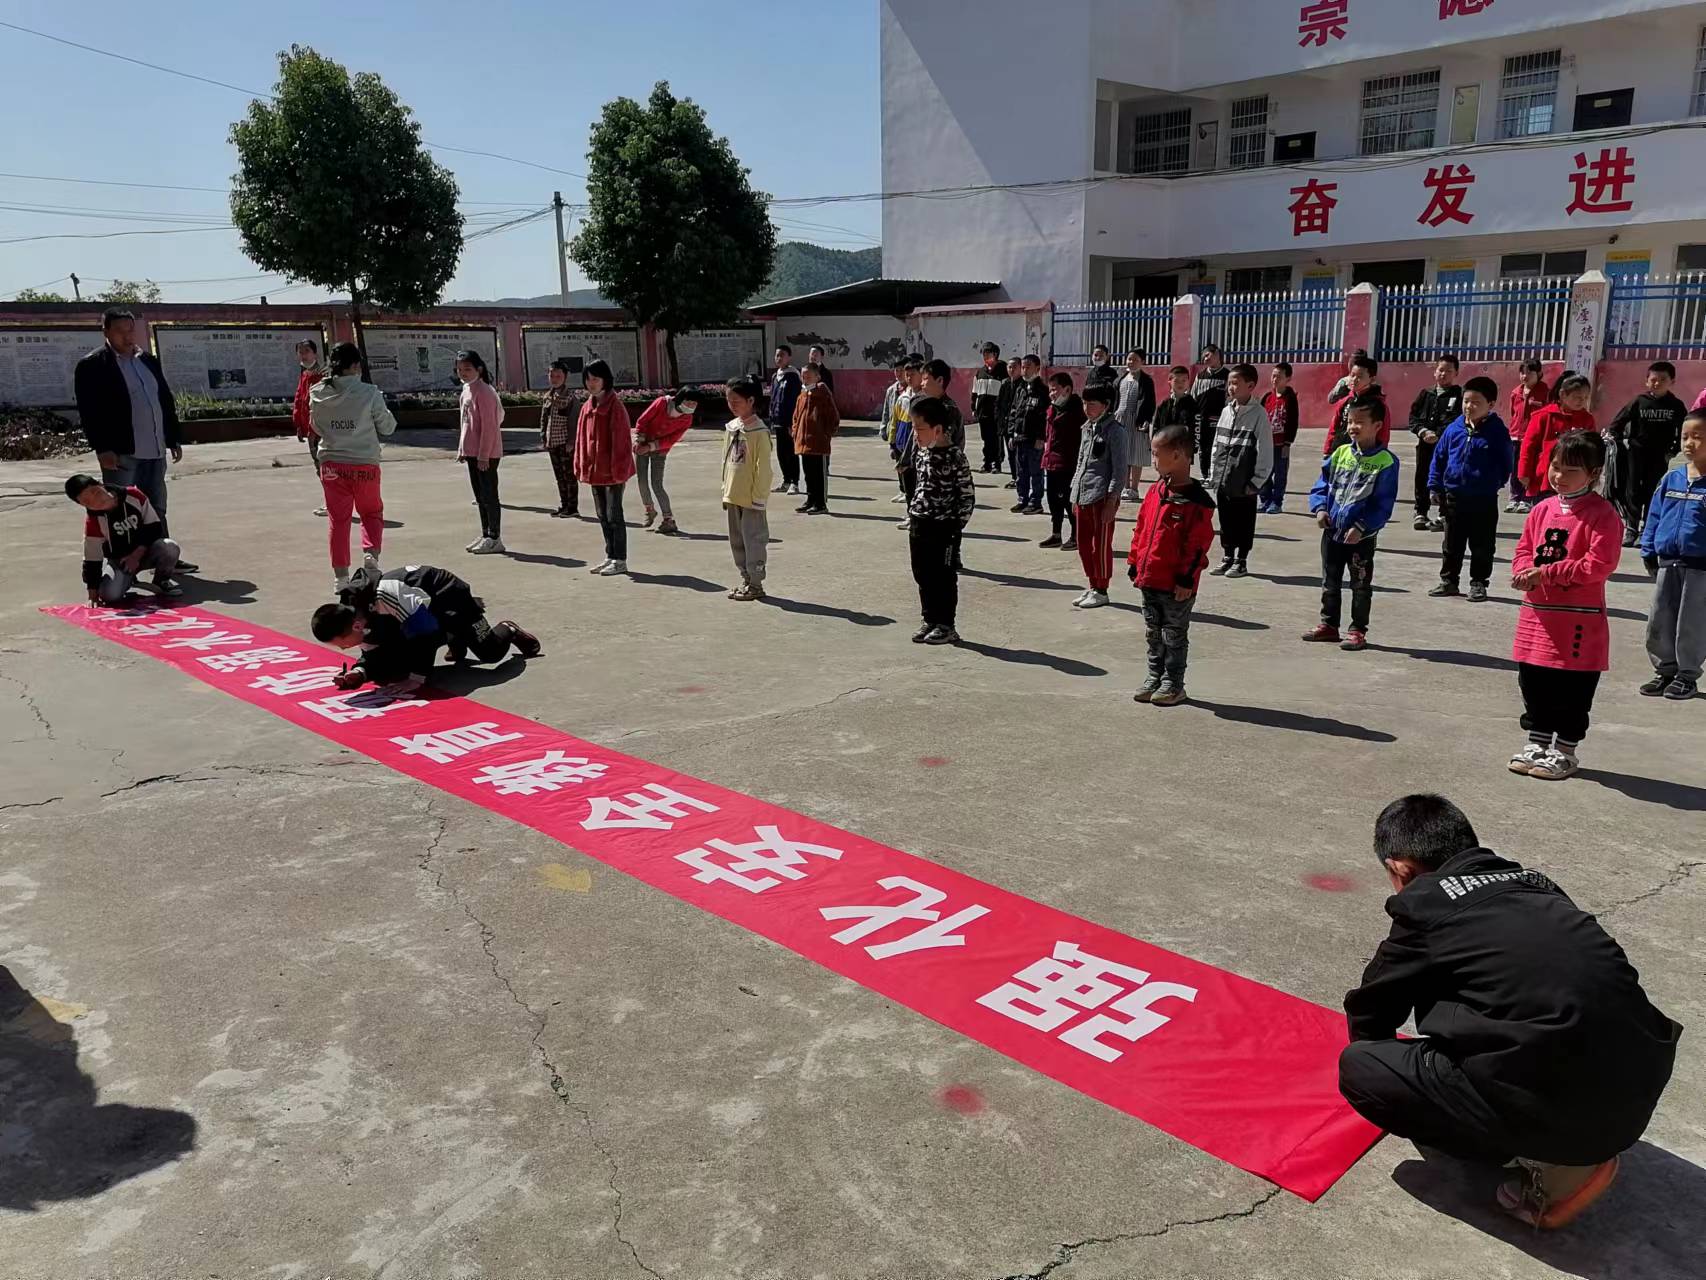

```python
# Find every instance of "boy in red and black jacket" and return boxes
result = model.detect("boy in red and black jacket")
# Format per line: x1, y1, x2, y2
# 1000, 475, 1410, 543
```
65, 473, 183, 604
1127, 422, 1217, 707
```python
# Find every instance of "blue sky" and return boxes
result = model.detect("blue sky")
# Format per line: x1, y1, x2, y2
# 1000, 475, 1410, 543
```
0, 0, 881, 303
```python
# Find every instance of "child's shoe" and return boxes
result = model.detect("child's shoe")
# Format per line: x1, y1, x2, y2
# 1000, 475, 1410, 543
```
151, 574, 183, 598
643, 507, 657, 528
1225, 559, 1248, 578
465, 536, 485, 552
1508, 743, 1550, 774
1340, 629, 1367, 651
1060, 537, 1078, 551
892, 492, 907, 503
1300, 623, 1340, 642
1504, 498, 1521, 513
1638, 673, 1671, 696
1429, 516, 1445, 532
1412, 514, 1429, 532
1663, 677, 1698, 700
1208, 558, 1233, 576
502, 623, 542, 658
1428, 581, 1461, 597
922, 626, 959, 645
911, 623, 934, 643
1468, 581, 1489, 602
1497, 1157, 1619, 1230
656, 517, 679, 535
1132, 677, 1161, 703
1077, 589, 1108, 609
590, 558, 612, 574
596, 559, 627, 576
1528, 748, 1579, 781
1039, 534, 1062, 548
1150, 682, 1187, 707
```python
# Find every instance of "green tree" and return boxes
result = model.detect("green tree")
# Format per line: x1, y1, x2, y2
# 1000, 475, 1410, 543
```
229, 45, 462, 368
572, 82, 776, 384
96, 279, 163, 304
10, 288, 67, 302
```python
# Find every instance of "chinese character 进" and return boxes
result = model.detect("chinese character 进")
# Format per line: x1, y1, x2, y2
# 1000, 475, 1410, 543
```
120, 617, 214, 637
298, 690, 428, 724
1566, 147, 1635, 216
470, 750, 608, 796
1297, 0, 1348, 47
196, 646, 307, 673
390, 721, 524, 764
676, 824, 842, 893
1287, 178, 1339, 237
1438, 0, 1493, 17
1417, 163, 1475, 228
582, 782, 720, 831
159, 629, 255, 652
819, 875, 990, 960
250, 666, 342, 696
975, 941, 1198, 1062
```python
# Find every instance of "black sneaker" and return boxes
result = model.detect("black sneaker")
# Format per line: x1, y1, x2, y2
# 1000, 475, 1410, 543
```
1428, 582, 1461, 598
1010, 501, 1027, 512
1429, 517, 1446, 532
1467, 581, 1489, 603
1664, 677, 1698, 701
1039, 534, 1062, 548
1412, 514, 1429, 532
1639, 673, 1672, 696
1224, 560, 1247, 579
1024, 504, 1044, 515
923, 626, 960, 645
911, 623, 934, 643
175, 560, 200, 575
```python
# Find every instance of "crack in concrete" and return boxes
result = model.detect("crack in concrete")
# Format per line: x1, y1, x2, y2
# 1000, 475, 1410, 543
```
0, 796, 64, 813
0, 670, 55, 741
1600, 860, 1705, 918
995, 1187, 1282, 1280
413, 800, 662, 1280
94, 762, 396, 800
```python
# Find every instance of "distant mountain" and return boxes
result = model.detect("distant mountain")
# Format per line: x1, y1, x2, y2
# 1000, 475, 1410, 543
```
450, 243, 882, 311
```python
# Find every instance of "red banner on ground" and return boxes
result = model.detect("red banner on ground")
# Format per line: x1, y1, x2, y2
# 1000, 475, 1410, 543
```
48, 603, 1381, 1198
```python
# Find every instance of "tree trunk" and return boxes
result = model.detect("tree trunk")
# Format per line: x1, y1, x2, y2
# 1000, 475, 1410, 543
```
663, 327, 679, 387
349, 282, 370, 382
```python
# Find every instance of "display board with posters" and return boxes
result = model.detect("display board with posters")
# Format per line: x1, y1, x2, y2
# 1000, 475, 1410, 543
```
672, 327, 767, 383
521, 327, 641, 389
364, 327, 500, 393
0, 328, 97, 407
153, 324, 326, 400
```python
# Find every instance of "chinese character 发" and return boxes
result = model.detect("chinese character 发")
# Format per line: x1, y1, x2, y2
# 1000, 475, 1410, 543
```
1287, 178, 1339, 236
975, 941, 1199, 1062
298, 690, 427, 724
1566, 147, 1635, 216
159, 629, 254, 652
581, 782, 720, 831
676, 824, 842, 893
250, 666, 342, 696
1417, 164, 1475, 228
120, 617, 213, 637
196, 646, 306, 673
1297, 0, 1348, 47
390, 721, 524, 764
1438, 0, 1493, 17
471, 750, 607, 796
819, 875, 990, 960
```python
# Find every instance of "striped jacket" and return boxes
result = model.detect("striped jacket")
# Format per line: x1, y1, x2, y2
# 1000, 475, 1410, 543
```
1208, 400, 1274, 494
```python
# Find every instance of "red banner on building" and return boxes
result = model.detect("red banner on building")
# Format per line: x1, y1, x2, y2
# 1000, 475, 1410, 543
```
48, 603, 1383, 1200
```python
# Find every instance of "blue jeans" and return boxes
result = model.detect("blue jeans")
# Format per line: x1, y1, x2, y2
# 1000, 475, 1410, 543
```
1259, 445, 1291, 510
101, 454, 170, 532
1014, 443, 1044, 507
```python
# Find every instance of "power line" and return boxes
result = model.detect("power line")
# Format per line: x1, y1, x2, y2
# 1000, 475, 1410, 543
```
0, 274, 70, 297
0, 225, 235, 247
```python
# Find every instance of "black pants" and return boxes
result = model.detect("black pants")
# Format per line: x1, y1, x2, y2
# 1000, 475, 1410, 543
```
1340, 1040, 1524, 1164
1414, 438, 1436, 516
772, 422, 799, 486
1518, 663, 1600, 744
466, 459, 501, 539
1197, 424, 1214, 478
800, 453, 828, 508
1320, 532, 1377, 631
978, 418, 1003, 470
1217, 487, 1258, 559
909, 518, 959, 628
1439, 492, 1499, 586
592, 482, 627, 561
547, 444, 578, 513
1045, 470, 1075, 538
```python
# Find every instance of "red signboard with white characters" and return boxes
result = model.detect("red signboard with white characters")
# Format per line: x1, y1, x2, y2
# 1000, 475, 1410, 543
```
49, 603, 1384, 1200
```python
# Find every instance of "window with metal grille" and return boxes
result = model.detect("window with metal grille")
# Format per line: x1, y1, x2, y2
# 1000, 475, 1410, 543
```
1227, 95, 1269, 169
1497, 50, 1561, 139
1693, 29, 1706, 116
1359, 69, 1440, 156
1225, 266, 1292, 294
1131, 108, 1191, 175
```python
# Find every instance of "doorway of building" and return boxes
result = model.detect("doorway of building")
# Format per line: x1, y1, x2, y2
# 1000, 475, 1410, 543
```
1353, 260, 1426, 357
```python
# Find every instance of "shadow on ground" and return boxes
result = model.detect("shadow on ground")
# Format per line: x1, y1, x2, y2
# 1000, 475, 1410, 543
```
1188, 699, 1396, 741
1578, 769, 1706, 812
0, 966, 196, 1212
956, 639, 1106, 677
1366, 643, 1519, 673
761, 596, 895, 627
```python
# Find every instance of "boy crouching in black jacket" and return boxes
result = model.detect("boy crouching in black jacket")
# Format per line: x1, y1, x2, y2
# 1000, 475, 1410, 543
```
1339, 794, 1680, 1231
311, 564, 540, 693
907, 396, 975, 646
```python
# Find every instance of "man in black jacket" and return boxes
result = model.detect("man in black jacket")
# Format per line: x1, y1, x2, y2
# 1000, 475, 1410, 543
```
1339, 794, 1680, 1230
73, 309, 198, 573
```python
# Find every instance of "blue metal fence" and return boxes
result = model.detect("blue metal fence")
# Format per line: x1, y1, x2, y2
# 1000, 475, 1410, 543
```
1198, 290, 1345, 363
1604, 272, 1706, 360
1051, 301, 1172, 365
1375, 277, 1572, 362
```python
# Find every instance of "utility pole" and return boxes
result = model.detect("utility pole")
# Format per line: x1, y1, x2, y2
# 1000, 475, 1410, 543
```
69, 273, 81, 301
552, 191, 570, 309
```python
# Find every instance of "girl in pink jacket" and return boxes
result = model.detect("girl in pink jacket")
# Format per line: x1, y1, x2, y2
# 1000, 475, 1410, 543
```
456, 350, 506, 554
1508, 429, 1622, 782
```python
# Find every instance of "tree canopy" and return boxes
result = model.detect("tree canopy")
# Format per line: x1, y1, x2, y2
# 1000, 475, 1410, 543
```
96, 280, 163, 304
572, 82, 776, 382
229, 45, 463, 355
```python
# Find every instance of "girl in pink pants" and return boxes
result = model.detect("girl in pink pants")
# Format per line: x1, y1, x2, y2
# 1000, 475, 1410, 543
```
308, 342, 398, 590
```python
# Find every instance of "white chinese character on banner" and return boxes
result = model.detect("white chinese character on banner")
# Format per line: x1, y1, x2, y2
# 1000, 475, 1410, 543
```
676, 824, 842, 893
581, 782, 720, 831
120, 617, 214, 637
249, 666, 342, 696
975, 941, 1197, 1062
390, 722, 525, 764
470, 750, 608, 796
196, 646, 306, 673
160, 629, 255, 652
298, 690, 428, 723
819, 875, 990, 959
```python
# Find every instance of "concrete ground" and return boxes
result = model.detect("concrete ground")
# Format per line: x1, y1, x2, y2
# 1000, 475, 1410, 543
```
1, 423, 1701, 1280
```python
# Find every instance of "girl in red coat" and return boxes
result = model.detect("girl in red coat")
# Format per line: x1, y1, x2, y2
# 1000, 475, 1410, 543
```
633, 387, 701, 535
575, 359, 635, 575
1517, 373, 1594, 502
1508, 429, 1622, 782
1506, 359, 1550, 512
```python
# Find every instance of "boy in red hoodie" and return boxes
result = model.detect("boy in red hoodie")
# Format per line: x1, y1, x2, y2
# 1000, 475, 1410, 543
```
1127, 422, 1217, 707
1517, 373, 1594, 501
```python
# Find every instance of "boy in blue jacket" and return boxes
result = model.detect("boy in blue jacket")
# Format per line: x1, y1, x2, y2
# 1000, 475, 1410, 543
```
1428, 376, 1514, 604
1303, 401, 1399, 651
1638, 409, 1706, 700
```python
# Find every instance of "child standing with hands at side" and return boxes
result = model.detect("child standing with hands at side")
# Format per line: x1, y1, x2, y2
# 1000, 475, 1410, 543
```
456, 350, 505, 554
721, 375, 774, 601
906, 395, 976, 645
1638, 409, 1706, 700
1508, 430, 1623, 781
1127, 423, 1217, 707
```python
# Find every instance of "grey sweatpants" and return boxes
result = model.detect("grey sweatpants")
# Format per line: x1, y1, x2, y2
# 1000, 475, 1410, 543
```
725, 504, 769, 586
1647, 563, 1706, 681
98, 539, 181, 603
